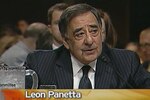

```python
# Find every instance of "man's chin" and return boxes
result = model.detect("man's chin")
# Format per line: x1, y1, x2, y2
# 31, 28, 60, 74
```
83, 56, 97, 64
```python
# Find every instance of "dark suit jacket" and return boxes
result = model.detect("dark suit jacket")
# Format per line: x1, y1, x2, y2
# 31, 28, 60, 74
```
25, 44, 150, 89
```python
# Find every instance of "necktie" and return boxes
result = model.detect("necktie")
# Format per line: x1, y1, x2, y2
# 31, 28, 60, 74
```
79, 65, 92, 89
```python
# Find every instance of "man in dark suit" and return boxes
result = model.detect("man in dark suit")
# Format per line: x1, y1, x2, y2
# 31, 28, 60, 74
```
47, 3, 68, 50
25, 4, 150, 89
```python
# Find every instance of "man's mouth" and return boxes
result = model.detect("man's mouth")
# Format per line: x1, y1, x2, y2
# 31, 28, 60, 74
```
82, 48, 96, 55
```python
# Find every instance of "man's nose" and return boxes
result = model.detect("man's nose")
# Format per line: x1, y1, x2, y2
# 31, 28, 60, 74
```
84, 32, 93, 45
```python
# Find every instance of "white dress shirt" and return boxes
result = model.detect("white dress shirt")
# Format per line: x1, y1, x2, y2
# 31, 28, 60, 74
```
52, 43, 62, 50
71, 54, 97, 89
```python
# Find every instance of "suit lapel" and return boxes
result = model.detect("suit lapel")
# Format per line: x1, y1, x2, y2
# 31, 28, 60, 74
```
55, 47, 73, 89
95, 44, 117, 88
53, 44, 117, 89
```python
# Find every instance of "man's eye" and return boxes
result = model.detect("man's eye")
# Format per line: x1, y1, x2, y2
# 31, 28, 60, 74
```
140, 43, 150, 48
90, 29, 98, 36
91, 29, 97, 33
74, 32, 84, 39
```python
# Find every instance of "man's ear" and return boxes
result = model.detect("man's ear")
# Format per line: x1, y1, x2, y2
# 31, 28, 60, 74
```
63, 38, 69, 49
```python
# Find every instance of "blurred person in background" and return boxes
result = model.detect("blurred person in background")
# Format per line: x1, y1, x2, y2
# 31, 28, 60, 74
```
125, 42, 139, 52
36, 29, 52, 50
16, 19, 29, 35
99, 10, 117, 48
139, 27, 150, 72
125, 42, 143, 63
0, 35, 21, 55
0, 24, 22, 55
0, 22, 52, 66
48, 3, 68, 49
0, 24, 20, 36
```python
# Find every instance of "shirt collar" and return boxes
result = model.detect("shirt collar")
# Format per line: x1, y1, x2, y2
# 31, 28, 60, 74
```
52, 43, 60, 50
71, 54, 97, 76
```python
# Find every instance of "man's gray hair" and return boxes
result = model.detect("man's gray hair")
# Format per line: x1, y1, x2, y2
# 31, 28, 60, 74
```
59, 4, 102, 38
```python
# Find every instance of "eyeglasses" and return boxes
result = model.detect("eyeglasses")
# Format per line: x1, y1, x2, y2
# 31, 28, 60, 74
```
139, 43, 150, 48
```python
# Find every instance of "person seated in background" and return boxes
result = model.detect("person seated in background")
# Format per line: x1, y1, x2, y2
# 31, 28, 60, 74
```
25, 4, 150, 89
35, 28, 52, 50
125, 42, 143, 63
139, 27, 150, 72
125, 42, 139, 52
99, 10, 117, 48
47, 3, 68, 50
0, 24, 22, 55
0, 22, 52, 66
16, 19, 29, 35
0, 35, 21, 56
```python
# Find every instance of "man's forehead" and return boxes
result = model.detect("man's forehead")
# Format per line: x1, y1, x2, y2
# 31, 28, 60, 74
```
75, 24, 98, 29
140, 34, 150, 43
140, 32, 150, 38
140, 29, 150, 36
